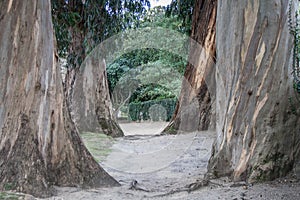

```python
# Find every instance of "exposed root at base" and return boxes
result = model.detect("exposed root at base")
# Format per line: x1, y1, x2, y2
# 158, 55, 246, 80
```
129, 180, 151, 192
147, 179, 212, 198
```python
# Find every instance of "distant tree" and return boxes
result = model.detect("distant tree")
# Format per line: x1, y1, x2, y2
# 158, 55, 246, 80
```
51, 0, 150, 136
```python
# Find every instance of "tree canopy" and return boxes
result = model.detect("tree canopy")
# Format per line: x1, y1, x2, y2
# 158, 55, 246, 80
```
51, 0, 150, 66
106, 5, 190, 108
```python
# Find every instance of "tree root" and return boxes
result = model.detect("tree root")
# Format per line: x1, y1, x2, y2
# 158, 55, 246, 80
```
186, 179, 210, 192
129, 178, 224, 198
129, 180, 151, 192
150, 179, 213, 198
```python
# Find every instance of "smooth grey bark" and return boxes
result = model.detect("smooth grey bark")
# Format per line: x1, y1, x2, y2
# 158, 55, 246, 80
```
71, 57, 123, 137
208, 0, 300, 182
61, 1, 123, 138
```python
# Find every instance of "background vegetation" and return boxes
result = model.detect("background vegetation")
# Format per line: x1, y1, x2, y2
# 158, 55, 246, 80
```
51, 0, 194, 121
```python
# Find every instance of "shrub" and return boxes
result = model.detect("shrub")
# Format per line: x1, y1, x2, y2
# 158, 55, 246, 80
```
128, 98, 177, 121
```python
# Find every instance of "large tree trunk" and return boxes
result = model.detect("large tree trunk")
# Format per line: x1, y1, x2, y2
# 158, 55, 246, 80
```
61, 0, 123, 137
60, 0, 85, 115
0, 0, 119, 197
164, 0, 217, 133
208, 0, 300, 182
71, 57, 123, 137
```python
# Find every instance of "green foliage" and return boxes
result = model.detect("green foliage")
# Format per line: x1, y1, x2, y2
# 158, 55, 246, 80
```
136, 60, 183, 94
108, 55, 184, 107
0, 192, 21, 200
51, 0, 150, 67
107, 58, 132, 92
130, 84, 175, 102
107, 7, 188, 105
141, 6, 188, 34
128, 98, 177, 121
81, 132, 115, 162
288, 1, 300, 114
289, 0, 300, 95
52, 0, 191, 115
165, 0, 194, 34
294, 81, 300, 93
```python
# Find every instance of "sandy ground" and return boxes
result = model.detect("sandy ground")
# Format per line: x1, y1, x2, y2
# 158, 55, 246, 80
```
118, 121, 169, 136
35, 122, 300, 199
46, 179, 300, 200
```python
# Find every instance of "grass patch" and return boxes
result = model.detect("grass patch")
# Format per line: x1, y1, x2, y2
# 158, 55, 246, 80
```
81, 132, 115, 162
0, 192, 23, 200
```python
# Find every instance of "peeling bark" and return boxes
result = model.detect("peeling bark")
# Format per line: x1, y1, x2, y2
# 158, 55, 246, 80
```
208, 0, 300, 182
0, 0, 119, 197
164, 0, 217, 133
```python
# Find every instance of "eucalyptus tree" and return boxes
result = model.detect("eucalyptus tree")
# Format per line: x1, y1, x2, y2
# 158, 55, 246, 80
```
164, 0, 217, 133
166, 0, 300, 183
0, 0, 118, 197
208, 0, 300, 182
51, 0, 149, 136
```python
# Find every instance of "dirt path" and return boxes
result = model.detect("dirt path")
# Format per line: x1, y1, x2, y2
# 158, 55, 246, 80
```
118, 121, 169, 136
41, 122, 300, 199
49, 179, 300, 200
101, 129, 214, 191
